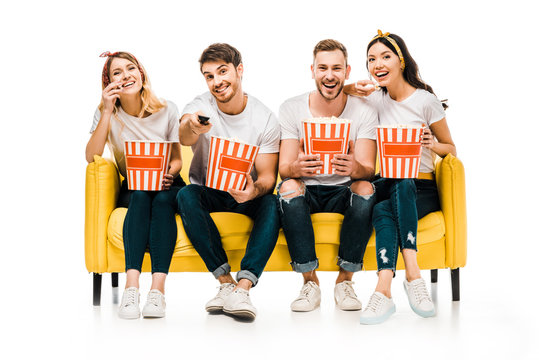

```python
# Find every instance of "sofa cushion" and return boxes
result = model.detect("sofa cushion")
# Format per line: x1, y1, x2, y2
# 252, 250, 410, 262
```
108, 209, 445, 255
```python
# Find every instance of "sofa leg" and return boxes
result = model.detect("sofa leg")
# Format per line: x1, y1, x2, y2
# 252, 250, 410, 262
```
111, 273, 119, 288
430, 269, 438, 283
451, 268, 460, 301
93, 273, 102, 306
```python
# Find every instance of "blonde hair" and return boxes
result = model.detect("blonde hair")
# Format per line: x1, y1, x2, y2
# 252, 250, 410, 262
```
313, 39, 348, 66
98, 52, 166, 118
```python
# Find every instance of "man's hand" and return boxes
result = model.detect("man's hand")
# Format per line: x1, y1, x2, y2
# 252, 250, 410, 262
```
291, 138, 323, 177
228, 174, 257, 203
187, 111, 212, 135
331, 140, 357, 176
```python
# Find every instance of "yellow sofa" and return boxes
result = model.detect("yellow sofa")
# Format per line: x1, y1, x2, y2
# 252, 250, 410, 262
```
85, 147, 467, 305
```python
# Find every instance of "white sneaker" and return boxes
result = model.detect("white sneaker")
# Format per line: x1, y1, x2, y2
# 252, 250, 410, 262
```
291, 281, 321, 312
334, 281, 362, 311
403, 278, 435, 318
359, 292, 396, 325
142, 289, 166, 318
205, 283, 236, 312
223, 288, 257, 320
118, 287, 140, 319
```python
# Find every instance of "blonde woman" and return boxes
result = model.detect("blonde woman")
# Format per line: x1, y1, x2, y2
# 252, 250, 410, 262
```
86, 52, 185, 319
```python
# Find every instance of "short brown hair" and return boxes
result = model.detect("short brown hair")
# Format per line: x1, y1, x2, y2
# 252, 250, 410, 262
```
313, 39, 348, 64
199, 43, 242, 72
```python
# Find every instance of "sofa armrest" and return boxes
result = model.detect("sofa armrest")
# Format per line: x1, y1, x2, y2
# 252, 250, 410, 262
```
85, 155, 121, 273
435, 153, 467, 269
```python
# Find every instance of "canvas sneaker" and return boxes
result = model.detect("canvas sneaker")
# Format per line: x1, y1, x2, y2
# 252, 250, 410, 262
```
205, 283, 236, 312
223, 288, 257, 320
291, 281, 321, 312
142, 289, 166, 318
359, 291, 396, 325
334, 280, 362, 311
118, 287, 140, 319
403, 278, 435, 318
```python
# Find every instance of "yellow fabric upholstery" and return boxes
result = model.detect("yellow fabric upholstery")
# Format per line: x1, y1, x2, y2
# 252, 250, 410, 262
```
85, 147, 466, 274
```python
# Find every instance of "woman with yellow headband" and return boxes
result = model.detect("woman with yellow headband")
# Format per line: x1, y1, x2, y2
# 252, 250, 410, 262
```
86, 52, 186, 319
344, 31, 457, 324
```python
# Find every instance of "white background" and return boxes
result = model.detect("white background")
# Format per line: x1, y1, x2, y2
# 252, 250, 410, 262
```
1, 0, 538, 359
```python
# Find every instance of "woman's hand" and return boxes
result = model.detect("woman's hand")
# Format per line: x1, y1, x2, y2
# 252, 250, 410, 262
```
102, 81, 123, 113
421, 127, 435, 149
162, 174, 174, 190
344, 80, 377, 97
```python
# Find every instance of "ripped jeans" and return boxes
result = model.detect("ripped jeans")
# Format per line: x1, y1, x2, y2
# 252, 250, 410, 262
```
277, 181, 375, 273
372, 178, 440, 272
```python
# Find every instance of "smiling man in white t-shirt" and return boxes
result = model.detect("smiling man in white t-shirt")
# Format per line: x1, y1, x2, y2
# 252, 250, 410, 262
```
176, 43, 280, 320
278, 39, 378, 312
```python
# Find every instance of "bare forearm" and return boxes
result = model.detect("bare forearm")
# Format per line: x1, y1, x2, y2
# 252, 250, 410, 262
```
350, 162, 375, 181
431, 142, 457, 158
85, 111, 112, 163
168, 159, 182, 178
179, 119, 198, 145
253, 175, 277, 198
279, 161, 300, 179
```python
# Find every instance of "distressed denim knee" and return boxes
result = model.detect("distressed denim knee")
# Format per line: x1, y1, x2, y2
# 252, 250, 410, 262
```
277, 179, 318, 272
277, 178, 306, 209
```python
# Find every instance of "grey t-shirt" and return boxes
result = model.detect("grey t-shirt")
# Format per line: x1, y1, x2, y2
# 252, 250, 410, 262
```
279, 92, 378, 186
181, 92, 280, 185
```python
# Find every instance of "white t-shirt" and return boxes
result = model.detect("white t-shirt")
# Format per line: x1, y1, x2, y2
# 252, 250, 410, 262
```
181, 92, 280, 185
90, 101, 180, 177
368, 89, 445, 173
279, 92, 378, 186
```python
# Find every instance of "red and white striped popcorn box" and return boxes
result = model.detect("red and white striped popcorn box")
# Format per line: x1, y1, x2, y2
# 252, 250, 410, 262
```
124, 140, 173, 191
302, 117, 351, 175
205, 136, 259, 191
376, 125, 424, 179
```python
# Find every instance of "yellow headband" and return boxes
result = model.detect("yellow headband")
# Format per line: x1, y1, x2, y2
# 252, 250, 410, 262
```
372, 29, 405, 70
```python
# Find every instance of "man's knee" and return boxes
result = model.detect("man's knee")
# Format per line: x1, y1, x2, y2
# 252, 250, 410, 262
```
350, 181, 374, 197
176, 184, 202, 209
278, 179, 305, 199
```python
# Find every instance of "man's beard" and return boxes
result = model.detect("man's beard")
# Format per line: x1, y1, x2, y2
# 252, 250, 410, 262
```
316, 80, 343, 101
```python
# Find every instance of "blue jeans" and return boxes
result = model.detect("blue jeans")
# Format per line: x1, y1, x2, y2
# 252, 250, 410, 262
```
176, 184, 280, 287
119, 177, 186, 274
277, 182, 375, 273
372, 177, 440, 272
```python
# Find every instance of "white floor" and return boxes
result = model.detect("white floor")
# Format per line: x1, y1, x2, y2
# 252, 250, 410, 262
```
10, 264, 536, 359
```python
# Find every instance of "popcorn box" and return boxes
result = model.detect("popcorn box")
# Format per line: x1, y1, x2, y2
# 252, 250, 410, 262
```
206, 136, 259, 191
124, 140, 173, 191
302, 117, 351, 175
376, 125, 424, 179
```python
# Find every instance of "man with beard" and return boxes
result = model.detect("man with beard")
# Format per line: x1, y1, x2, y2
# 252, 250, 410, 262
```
177, 43, 280, 320
278, 39, 378, 312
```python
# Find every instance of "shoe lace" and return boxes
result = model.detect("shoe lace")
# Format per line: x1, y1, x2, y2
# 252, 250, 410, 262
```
298, 282, 315, 300
147, 291, 161, 306
411, 281, 430, 303
341, 282, 354, 297
123, 288, 137, 307
365, 293, 383, 313
217, 283, 235, 297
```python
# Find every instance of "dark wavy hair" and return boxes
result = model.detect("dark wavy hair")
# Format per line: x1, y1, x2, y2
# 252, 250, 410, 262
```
367, 33, 447, 109
199, 43, 242, 72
